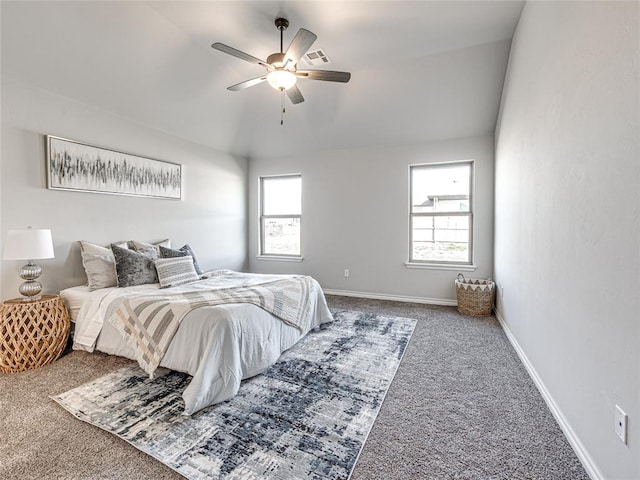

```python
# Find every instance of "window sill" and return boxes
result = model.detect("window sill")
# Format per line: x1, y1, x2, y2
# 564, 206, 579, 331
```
256, 255, 304, 263
405, 262, 477, 272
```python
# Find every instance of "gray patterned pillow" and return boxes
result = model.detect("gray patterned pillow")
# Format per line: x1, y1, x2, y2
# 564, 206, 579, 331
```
159, 244, 203, 275
112, 245, 158, 287
155, 256, 199, 288
130, 239, 171, 260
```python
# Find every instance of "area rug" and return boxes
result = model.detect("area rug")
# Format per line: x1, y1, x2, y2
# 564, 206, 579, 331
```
51, 310, 416, 480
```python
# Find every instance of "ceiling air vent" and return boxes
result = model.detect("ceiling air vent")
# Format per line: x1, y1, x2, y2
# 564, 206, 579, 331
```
302, 48, 331, 67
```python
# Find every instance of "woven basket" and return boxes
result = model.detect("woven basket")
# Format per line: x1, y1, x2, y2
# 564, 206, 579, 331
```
455, 274, 495, 317
0, 295, 70, 373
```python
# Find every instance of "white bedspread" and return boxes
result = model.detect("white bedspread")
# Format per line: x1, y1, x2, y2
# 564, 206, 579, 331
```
72, 270, 333, 414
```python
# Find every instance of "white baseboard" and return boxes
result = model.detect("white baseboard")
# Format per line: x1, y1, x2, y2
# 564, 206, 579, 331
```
493, 308, 603, 480
322, 288, 457, 307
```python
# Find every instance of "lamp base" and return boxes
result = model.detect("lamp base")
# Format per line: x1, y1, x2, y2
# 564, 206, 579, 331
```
19, 281, 42, 301
18, 261, 43, 301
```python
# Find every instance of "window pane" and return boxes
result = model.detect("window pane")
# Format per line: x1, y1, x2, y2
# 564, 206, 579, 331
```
434, 216, 470, 242
263, 176, 301, 215
263, 217, 300, 255
411, 163, 470, 213
412, 215, 470, 262
412, 216, 433, 242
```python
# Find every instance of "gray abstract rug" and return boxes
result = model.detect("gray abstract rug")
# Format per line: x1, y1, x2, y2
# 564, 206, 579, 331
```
52, 310, 416, 480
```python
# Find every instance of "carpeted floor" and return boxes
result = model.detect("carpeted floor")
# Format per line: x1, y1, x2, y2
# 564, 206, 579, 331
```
0, 296, 590, 480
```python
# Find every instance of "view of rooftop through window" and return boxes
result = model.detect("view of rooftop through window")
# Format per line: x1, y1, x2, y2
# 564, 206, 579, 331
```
410, 162, 472, 263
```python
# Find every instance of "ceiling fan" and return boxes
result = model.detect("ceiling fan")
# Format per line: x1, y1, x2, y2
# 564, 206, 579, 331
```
212, 17, 351, 121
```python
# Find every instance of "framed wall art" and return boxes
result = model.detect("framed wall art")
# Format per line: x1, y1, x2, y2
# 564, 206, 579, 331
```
46, 135, 182, 199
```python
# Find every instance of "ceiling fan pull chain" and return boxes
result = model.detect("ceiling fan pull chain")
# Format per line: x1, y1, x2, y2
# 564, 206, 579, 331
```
281, 89, 285, 125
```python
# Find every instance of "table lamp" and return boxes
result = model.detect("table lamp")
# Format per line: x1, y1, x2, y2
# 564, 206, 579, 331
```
3, 227, 55, 301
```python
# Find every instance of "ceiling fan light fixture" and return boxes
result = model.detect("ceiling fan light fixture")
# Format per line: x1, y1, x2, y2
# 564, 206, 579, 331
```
212, 17, 350, 117
266, 69, 297, 91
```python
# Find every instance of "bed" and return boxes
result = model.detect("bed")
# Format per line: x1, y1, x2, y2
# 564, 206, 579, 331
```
61, 269, 333, 415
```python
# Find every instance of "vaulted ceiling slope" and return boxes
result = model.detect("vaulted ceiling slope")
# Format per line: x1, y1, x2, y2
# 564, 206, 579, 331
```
1, 1, 524, 158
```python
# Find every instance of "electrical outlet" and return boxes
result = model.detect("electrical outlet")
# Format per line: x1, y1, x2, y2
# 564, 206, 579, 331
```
344, 269, 350, 278
615, 405, 627, 444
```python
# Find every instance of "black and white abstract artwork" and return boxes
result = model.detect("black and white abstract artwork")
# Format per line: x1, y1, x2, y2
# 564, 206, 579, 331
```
47, 135, 181, 199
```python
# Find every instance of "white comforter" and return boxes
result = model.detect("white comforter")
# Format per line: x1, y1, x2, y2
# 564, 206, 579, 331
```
72, 270, 333, 415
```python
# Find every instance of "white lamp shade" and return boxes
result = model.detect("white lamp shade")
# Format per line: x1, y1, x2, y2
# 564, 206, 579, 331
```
3, 229, 55, 260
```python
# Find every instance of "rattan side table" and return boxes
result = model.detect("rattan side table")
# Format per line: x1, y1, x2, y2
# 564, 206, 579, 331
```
0, 295, 70, 373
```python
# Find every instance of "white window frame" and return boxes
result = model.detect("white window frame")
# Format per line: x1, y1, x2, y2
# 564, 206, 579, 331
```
406, 160, 475, 270
258, 174, 303, 261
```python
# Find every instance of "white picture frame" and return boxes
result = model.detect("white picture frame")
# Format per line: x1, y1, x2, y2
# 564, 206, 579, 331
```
46, 135, 182, 200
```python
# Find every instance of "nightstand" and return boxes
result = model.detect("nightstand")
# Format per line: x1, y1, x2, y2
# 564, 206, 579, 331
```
0, 295, 70, 373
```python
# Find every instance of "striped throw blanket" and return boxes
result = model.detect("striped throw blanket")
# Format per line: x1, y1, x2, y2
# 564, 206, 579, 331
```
106, 274, 314, 377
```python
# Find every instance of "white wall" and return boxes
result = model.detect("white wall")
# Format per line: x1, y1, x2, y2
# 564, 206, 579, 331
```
1, 78, 248, 299
494, 2, 639, 479
248, 135, 494, 303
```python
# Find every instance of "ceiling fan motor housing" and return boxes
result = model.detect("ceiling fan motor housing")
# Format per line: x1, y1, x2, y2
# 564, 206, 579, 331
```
274, 18, 289, 31
267, 52, 288, 69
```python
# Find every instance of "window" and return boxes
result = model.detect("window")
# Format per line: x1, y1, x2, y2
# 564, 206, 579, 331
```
260, 174, 302, 257
409, 161, 473, 264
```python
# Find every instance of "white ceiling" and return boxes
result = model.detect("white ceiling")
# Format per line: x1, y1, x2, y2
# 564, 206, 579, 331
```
1, 1, 524, 158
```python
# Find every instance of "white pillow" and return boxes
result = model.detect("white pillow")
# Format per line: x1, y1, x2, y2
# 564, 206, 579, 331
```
80, 240, 111, 257
79, 241, 117, 290
155, 256, 199, 288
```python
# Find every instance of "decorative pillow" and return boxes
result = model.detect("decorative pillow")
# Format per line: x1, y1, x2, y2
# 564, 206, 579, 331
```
155, 256, 199, 288
130, 239, 171, 259
79, 241, 118, 290
112, 245, 158, 287
80, 241, 111, 257
159, 244, 203, 275
80, 253, 117, 291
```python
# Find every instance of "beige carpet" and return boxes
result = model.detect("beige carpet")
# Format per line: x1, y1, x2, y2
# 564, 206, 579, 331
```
0, 296, 589, 480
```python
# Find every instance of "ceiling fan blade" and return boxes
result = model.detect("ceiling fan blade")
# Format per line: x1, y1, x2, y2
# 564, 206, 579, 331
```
227, 76, 267, 91
296, 70, 351, 83
286, 85, 305, 104
212, 43, 270, 68
283, 28, 317, 67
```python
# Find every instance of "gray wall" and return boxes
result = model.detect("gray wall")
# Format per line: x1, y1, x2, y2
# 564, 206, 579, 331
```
248, 135, 494, 303
494, 2, 639, 479
1, 78, 248, 299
